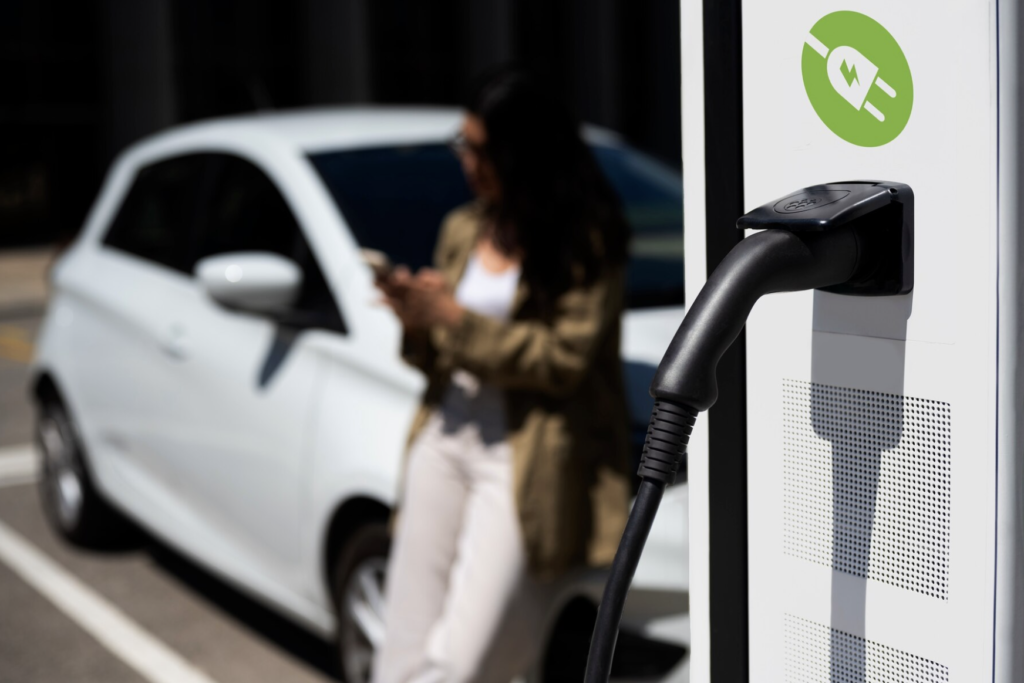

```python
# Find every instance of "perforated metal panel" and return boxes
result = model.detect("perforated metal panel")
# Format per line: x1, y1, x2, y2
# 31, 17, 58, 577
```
784, 614, 948, 682
782, 380, 952, 599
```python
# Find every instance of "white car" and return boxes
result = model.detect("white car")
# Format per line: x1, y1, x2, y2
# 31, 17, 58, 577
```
29, 108, 690, 681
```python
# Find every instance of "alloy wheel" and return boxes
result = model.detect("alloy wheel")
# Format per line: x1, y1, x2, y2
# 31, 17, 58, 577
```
39, 408, 84, 530
339, 555, 388, 683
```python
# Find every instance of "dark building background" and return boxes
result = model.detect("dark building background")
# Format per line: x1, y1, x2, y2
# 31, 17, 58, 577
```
1, 0, 681, 247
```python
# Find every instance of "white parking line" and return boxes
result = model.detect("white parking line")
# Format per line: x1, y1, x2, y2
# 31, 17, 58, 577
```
0, 444, 38, 488
0, 518, 221, 683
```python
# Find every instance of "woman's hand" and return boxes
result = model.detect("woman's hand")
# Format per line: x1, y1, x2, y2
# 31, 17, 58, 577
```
378, 267, 464, 331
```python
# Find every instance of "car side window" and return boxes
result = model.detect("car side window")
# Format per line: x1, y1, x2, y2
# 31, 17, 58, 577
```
103, 155, 209, 273
196, 155, 346, 333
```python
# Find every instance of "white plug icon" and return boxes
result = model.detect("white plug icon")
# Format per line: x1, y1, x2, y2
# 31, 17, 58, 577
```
806, 33, 897, 122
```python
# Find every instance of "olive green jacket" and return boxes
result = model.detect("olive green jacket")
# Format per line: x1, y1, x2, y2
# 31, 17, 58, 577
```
401, 203, 631, 580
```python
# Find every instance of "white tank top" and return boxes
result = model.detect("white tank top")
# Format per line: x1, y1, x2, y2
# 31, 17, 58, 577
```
453, 253, 521, 320
442, 253, 521, 442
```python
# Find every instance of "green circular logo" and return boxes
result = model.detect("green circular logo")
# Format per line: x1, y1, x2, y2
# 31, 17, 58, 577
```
802, 11, 913, 147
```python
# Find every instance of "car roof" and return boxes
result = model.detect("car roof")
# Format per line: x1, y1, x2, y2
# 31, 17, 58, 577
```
125, 106, 624, 158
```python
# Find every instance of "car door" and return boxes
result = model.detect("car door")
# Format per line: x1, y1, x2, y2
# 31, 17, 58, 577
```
151, 153, 344, 594
76, 154, 215, 514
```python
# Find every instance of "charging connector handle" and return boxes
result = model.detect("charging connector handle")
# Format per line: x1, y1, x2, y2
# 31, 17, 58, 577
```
585, 224, 865, 683
636, 400, 697, 485
585, 181, 912, 683
650, 224, 862, 410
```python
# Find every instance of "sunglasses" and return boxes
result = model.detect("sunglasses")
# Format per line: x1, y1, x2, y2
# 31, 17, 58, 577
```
448, 132, 488, 159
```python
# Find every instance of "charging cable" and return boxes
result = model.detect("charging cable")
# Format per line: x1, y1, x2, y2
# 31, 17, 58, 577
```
583, 181, 913, 682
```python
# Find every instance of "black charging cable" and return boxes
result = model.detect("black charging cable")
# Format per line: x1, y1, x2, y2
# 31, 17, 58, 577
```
584, 217, 887, 682
585, 181, 913, 681
584, 400, 696, 682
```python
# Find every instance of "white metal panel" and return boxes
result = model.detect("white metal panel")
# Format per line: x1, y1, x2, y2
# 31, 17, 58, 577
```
743, 2, 997, 681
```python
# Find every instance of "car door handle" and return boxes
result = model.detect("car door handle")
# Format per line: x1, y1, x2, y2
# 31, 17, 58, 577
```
159, 325, 189, 360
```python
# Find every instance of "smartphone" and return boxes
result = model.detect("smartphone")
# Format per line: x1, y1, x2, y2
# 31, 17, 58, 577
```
360, 248, 393, 281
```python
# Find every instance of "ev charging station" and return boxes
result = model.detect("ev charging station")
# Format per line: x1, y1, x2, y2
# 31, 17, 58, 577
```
672, 1, 1024, 682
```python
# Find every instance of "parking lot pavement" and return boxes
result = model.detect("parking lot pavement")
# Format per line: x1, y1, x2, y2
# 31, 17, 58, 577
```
0, 465, 339, 683
0, 315, 40, 449
0, 247, 52, 318
0, 247, 48, 449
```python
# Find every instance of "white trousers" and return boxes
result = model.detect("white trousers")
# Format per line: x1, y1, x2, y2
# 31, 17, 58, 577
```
373, 403, 553, 683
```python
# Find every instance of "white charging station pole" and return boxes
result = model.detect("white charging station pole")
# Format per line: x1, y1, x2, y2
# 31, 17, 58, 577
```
681, 1, 1024, 681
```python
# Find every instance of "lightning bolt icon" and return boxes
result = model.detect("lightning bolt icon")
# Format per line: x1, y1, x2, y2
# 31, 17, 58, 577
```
840, 60, 858, 86
806, 35, 898, 123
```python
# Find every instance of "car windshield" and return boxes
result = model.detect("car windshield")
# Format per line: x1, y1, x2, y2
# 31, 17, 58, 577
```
309, 142, 683, 308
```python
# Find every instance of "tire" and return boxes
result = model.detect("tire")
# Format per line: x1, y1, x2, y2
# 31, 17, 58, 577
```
331, 521, 391, 683
36, 395, 132, 547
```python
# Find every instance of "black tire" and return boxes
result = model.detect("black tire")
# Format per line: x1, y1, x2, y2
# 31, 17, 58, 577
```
36, 395, 132, 547
331, 521, 391, 683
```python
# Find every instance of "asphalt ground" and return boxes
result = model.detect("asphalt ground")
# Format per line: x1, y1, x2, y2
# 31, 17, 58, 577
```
0, 314, 38, 449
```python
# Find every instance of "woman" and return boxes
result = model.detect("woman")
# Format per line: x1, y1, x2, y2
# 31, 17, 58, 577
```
374, 67, 632, 683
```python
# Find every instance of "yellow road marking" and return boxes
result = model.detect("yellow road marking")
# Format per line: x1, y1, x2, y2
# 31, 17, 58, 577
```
0, 325, 29, 339
0, 327, 34, 363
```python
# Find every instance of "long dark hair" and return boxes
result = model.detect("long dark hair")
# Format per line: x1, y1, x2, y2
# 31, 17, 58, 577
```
465, 66, 630, 301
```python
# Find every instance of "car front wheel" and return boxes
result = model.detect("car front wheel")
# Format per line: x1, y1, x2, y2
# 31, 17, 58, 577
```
37, 395, 130, 546
332, 522, 390, 683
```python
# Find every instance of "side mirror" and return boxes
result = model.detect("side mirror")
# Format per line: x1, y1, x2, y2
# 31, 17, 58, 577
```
194, 251, 303, 315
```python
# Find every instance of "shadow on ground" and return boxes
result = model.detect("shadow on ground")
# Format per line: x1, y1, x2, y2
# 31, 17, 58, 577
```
95, 525, 339, 680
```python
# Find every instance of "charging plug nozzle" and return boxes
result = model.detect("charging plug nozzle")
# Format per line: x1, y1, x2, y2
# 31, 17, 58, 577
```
652, 180, 912, 412
584, 180, 913, 683
649, 224, 860, 411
